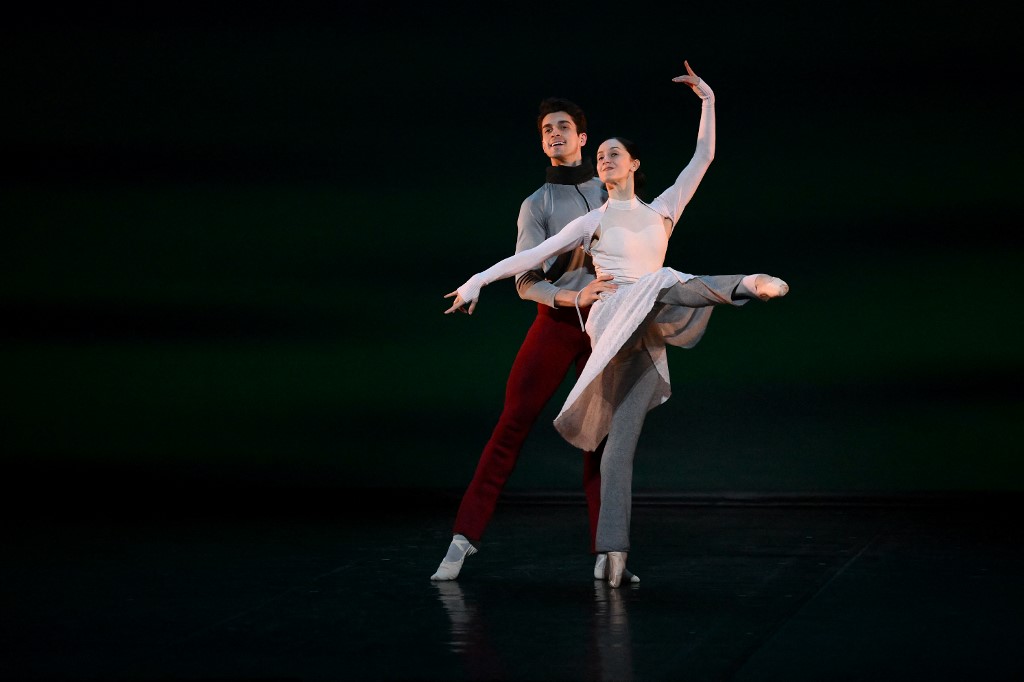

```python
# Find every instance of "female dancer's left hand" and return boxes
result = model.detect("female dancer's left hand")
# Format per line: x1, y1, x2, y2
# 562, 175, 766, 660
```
670, 59, 700, 89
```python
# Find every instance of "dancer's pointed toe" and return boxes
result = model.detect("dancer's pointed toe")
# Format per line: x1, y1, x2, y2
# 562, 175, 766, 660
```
595, 553, 639, 583
607, 551, 628, 588
755, 274, 789, 301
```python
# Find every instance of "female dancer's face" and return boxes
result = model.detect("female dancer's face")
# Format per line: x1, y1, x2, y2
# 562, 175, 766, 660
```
596, 138, 639, 188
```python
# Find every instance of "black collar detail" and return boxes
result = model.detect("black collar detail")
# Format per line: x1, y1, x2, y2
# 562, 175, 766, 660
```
545, 160, 597, 185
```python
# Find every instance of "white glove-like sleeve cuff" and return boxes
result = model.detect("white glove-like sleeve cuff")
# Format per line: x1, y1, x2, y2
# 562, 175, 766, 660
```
693, 77, 715, 104
457, 274, 486, 305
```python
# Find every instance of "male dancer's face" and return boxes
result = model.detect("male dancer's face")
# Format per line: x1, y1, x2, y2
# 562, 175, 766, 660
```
540, 111, 586, 167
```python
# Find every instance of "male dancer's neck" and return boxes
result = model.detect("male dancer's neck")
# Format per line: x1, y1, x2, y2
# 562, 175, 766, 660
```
545, 160, 597, 186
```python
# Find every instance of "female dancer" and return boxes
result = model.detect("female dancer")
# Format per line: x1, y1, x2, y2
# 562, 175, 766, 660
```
444, 61, 788, 586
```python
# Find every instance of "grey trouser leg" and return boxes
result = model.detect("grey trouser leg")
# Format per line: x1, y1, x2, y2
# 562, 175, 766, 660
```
593, 274, 748, 553
595, 349, 662, 553
659, 274, 747, 307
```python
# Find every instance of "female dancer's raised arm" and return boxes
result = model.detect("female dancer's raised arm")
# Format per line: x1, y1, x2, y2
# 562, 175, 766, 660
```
651, 60, 717, 234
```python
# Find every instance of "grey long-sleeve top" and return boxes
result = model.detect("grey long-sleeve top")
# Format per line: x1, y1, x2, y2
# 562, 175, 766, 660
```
514, 161, 607, 308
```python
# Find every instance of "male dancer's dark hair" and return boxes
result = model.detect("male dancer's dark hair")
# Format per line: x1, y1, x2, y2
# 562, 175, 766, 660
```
536, 97, 588, 135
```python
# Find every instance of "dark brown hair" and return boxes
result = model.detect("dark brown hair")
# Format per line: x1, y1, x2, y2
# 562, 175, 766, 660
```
536, 97, 588, 136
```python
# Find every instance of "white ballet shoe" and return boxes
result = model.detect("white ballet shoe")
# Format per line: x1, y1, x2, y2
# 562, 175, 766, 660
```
594, 553, 640, 583
430, 534, 477, 581
607, 551, 628, 588
753, 274, 789, 301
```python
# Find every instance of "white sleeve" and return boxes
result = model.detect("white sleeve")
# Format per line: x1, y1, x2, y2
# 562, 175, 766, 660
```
456, 215, 587, 303
650, 78, 716, 231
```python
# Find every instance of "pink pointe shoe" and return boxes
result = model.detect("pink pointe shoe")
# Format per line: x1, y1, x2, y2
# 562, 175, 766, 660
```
753, 274, 789, 301
607, 551, 628, 588
594, 553, 640, 584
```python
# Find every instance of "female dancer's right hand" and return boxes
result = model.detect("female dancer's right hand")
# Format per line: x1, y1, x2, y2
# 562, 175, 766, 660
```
444, 290, 477, 315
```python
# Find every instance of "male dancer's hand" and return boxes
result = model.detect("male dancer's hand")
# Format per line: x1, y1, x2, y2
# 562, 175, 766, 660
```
578, 273, 617, 307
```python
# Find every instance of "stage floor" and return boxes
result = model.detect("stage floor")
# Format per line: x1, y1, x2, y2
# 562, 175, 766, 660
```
3, 493, 1023, 681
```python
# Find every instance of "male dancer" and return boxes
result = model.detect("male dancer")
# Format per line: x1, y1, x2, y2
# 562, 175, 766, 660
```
431, 97, 636, 583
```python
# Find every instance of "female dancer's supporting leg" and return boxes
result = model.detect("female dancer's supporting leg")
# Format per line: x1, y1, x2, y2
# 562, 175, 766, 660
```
595, 347, 662, 587
595, 272, 783, 586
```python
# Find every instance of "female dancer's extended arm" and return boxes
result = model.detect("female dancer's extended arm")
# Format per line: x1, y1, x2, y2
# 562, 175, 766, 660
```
444, 215, 590, 315
652, 61, 716, 233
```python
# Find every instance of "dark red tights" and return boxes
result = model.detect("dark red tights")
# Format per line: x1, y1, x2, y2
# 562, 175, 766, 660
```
453, 304, 602, 552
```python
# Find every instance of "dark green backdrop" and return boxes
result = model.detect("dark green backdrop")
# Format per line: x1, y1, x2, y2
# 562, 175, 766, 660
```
3, 2, 1022, 500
